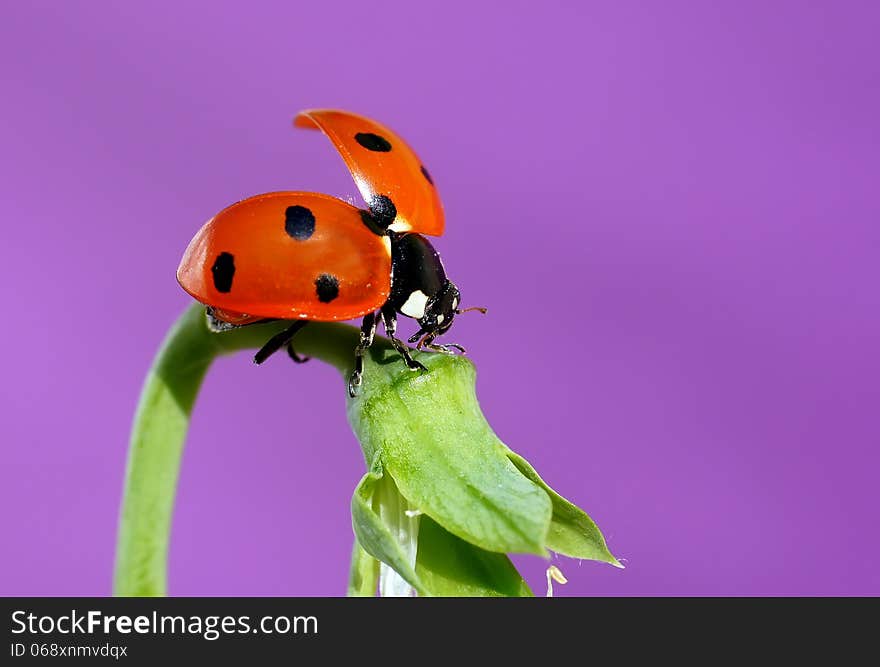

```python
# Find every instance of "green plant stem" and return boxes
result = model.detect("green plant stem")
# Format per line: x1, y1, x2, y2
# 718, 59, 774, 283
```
113, 304, 362, 596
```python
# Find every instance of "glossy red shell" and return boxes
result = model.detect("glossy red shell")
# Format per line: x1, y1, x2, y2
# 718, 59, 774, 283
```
176, 191, 391, 322
295, 109, 444, 236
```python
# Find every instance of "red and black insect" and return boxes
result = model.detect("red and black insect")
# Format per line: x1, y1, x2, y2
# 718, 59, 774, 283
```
177, 109, 482, 395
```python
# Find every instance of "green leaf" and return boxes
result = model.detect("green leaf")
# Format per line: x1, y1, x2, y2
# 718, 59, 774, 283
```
507, 451, 622, 567
347, 350, 553, 556
416, 517, 533, 597
347, 541, 379, 597
350, 469, 429, 596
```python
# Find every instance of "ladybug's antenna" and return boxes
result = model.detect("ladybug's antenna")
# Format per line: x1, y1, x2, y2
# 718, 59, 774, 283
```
455, 306, 488, 316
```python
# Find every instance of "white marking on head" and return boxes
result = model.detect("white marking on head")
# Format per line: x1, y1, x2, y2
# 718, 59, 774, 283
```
436, 314, 444, 324
452, 297, 459, 310
400, 290, 429, 319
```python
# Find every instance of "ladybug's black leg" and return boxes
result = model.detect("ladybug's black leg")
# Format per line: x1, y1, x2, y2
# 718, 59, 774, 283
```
348, 312, 378, 397
380, 305, 427, 373
253, 320, 309, 365
414, 331, 466, 355
286, 342, 310, 364
422, 341, 467, 355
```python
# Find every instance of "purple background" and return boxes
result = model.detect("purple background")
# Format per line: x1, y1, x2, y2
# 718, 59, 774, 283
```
2, 1, 878, 596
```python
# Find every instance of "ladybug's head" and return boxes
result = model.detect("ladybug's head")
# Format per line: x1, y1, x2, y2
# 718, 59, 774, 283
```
408, 280, 461, 344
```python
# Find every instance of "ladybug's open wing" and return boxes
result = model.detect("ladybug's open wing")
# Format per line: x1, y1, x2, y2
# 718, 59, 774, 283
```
295, 109, 444, 236
177, 192, 391, 323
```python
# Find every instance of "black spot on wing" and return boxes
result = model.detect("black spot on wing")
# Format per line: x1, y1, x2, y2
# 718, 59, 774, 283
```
360, 210, 387, 236
285, 205, 315, 240
420, 165, 434, 185
369, 194, 397, 228
314, 273, 340, 303
211, 252, 235, 293
355, 132, 392, 152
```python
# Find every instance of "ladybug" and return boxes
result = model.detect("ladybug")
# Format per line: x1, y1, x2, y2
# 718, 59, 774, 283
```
176, 109, 483, 396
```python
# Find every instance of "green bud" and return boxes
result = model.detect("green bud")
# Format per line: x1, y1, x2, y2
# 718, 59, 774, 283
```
346, 342, 621, 596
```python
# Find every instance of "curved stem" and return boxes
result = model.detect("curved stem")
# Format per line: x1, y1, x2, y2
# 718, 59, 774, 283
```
113, 304, 362, 595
